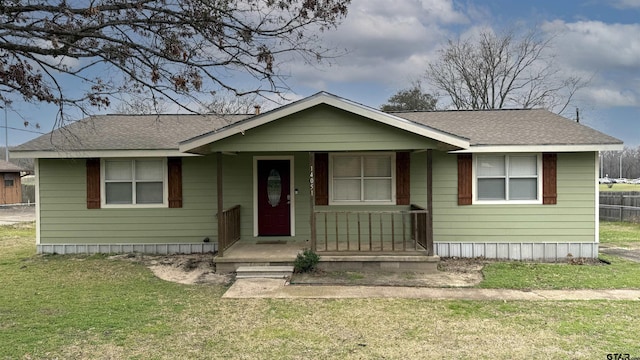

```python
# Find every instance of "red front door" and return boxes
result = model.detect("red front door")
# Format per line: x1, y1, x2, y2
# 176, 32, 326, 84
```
257, 160, 291, 236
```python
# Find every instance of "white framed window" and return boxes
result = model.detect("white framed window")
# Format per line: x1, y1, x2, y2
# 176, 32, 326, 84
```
102, 158, 167, 207
329, 153, 395, 205
475, 154, 541, 204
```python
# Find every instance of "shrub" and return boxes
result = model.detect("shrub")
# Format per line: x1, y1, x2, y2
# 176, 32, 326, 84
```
294, 249, 320, 273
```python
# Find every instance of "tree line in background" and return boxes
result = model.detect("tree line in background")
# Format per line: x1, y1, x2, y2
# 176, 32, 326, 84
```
601, 147, 640, 180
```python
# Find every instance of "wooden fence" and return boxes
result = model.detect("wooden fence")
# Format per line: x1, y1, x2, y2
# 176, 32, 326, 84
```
600, 192, 640, 223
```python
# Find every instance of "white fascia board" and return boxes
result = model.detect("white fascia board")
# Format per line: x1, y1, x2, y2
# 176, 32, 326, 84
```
10, 149, 200, 159
451, 143, 624, 153
179, 92, 470, 153
325, 96, 470, 149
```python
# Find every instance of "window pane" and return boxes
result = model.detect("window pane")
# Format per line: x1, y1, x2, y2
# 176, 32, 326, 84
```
333, 179, 361, 200
363, 156, 391, 177
477, 156, 505, 177
105, 160, 132, 181
136, 160, 164, 181
136, 182, 163, 204
106, 182, 132, 204
364, 179, 391, 201
510, 178, 537, 200
510, 156, 537, 177
333, 156, 361, 177
477, 178, 505, 200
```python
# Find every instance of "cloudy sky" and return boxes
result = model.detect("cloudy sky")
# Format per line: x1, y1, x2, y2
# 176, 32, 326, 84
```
4, 0, 640, 148
285, 0, 640, 147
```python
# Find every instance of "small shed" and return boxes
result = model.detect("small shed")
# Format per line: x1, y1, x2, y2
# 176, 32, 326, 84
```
0, 160, 24, 205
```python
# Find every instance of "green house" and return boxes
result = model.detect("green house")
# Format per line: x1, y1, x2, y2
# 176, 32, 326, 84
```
11, 92, 623, 269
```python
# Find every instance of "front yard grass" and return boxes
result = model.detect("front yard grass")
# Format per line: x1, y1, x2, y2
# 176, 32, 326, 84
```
478, 253, 640, 289
478, 221, 640, 289
599, 221, 640, 248
599, 183, 640, 192
2, 222, 640, 359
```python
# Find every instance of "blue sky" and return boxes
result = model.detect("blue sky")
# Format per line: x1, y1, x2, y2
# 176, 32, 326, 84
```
4, 0, 640, 148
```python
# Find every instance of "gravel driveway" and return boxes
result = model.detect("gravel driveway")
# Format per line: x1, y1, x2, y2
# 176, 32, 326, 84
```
0, 205, 36, 225
599, 246, 640, 263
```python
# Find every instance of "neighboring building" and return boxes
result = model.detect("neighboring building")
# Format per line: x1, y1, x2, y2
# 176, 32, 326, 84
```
0, 160, 24, 205
11, 92, 623, 266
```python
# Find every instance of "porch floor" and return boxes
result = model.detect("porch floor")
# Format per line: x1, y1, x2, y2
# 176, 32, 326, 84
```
214, 240, 306, 273
214, 240, 439, 274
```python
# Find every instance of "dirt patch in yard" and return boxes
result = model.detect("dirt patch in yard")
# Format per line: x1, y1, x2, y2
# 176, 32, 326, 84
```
110, 254, 614, 288
110, 254, 487, 287
109, 253, 233, 285
599, 247, 640, 263
290, 257, 488, 287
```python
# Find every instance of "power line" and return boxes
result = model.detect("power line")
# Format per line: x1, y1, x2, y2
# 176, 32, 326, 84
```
6, 126, 47, 135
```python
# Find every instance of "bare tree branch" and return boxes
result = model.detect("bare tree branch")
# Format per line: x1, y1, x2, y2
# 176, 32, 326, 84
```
0, 0, 350, 126
425, 27, 586, 114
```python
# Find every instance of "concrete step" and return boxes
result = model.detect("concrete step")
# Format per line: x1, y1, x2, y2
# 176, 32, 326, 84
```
235, 265, 294, 279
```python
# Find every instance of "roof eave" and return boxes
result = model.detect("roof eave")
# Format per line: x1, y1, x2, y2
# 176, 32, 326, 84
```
10, 149, 201, 159
450, 143, 624, 153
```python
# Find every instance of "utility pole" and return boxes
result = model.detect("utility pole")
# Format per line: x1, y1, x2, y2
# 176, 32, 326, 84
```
600, 152, 603, 178
620, 151, 623, 179
4, 103, 8, 161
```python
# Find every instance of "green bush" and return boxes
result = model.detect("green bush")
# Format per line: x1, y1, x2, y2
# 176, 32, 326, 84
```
294, 249, 320, 273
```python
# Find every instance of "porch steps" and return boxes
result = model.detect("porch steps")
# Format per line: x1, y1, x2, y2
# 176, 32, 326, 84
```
235, 265, 294, 279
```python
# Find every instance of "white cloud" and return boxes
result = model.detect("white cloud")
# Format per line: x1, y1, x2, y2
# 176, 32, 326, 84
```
30, 38, 80, 70
580, 87, 639, 108
288, 0, 470, 91
419, 0, 468, 23
540, 20, 640, 111
612, 0, 640, 9
543, 20, 640, 70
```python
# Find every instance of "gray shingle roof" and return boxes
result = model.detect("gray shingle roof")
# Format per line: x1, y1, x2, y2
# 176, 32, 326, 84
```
394, 108, 622, 146
12, 105, 622, 154
12, 113, 250, 152
0, 160, 23, 172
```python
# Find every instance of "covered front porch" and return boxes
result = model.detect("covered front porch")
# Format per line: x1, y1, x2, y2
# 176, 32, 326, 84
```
213, 152, 437, 273
176, 94, 469, 273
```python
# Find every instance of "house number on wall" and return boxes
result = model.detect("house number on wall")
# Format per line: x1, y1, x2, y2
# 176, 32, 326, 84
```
267, 169, 281, 207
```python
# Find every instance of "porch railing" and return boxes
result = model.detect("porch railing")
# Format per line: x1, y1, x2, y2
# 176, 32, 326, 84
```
410, 204, 429, 250
219, 205, 241, 256
312, 205, 430, 253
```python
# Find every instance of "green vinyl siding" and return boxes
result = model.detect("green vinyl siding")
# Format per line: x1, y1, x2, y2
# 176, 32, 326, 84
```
38, 153, 316, 245
208, 105, 442, 152
410, 151, 428, 208
37, 150, 597, 247
431, 151, 597, 243
38, 157, 219, 244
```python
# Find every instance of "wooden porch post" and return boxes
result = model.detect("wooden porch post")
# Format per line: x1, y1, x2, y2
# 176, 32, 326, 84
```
309, 152, 317, 251
426, 149, 434, 256
217, 151, 225, 257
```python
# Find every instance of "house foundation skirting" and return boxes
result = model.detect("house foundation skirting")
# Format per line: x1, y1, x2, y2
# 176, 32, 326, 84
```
37, 243, 217, 255
434, 242, 599, 262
